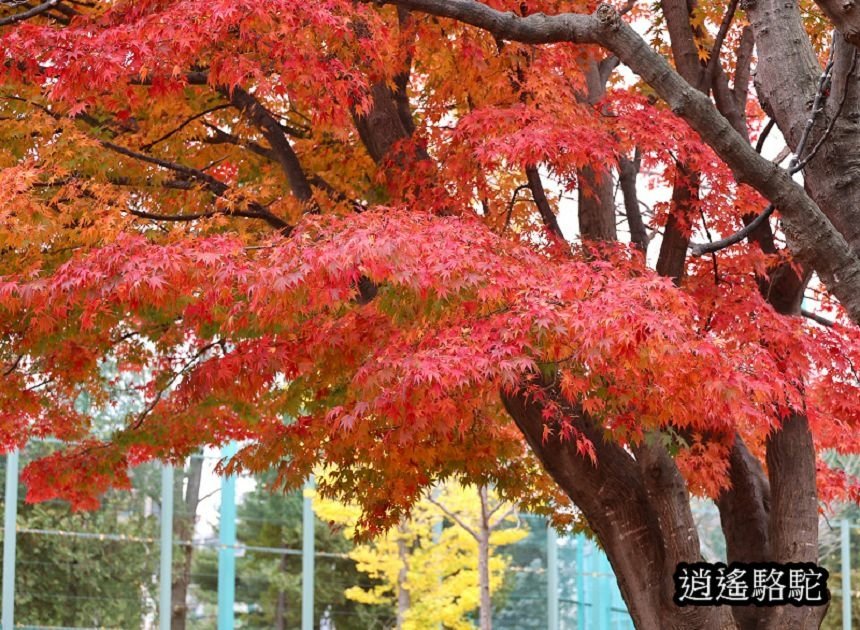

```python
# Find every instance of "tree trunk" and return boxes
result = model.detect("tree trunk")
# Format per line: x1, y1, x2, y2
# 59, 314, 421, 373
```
477, 485, 492, 630
344, 6, 830, 628
577, 59, 617, 244
502, 388, 738, 630
395, 519, 411, 630
171, 456, 203, 630
273, 553, 289, 630
618, 152, 649, 254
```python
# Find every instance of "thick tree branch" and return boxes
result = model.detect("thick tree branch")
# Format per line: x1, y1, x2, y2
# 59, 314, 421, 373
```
387, 0, 860, 323
731, 25, 755, 115
0, 0, 58, 25
815, 0, 860, 47
618, 151, 648, 253
524, 165, 564, 240
715, 435, 772, 628
99, 140, 292, 233
222, 86, 316, 205
659, 0, 705, 88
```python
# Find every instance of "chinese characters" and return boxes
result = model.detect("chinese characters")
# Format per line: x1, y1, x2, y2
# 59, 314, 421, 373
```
673, 562, 829, 606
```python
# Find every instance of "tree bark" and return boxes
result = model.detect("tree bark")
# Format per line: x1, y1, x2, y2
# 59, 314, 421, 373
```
715, 437, 772, 629
656, 167, 699, 285
502, 387, 737, 630
618, 152, 648, 254
814, 0, 860, 47
577, 59, 617, 242
171, 456, 204, 630
477, 485, 492, 630
395, 519, 411, 630
577, 165, 617, 242
273, 553, 289, 630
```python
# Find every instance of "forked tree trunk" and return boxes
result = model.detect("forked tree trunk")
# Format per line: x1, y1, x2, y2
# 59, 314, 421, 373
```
502, 389, 739, 630
348, 16, 828, 628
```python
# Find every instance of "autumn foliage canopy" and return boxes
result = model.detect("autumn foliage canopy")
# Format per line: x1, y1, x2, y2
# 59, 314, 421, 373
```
1, 0, 860, 625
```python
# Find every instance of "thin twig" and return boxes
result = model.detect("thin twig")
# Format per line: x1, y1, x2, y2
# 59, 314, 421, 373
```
691, 36, 838, 257
795, 49, 858, 171
801, 308, 835, 327
755, 118, 775, 154
129, 342, 222, 431
697, 210, 720, 285
502, 184, 530, 233
704, 0, 738, 89
427, 494, 478, 540
140, 104, 231, 151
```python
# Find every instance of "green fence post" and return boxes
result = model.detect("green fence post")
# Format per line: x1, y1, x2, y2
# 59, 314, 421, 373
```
576, 534, 585, 630
159, 463, 174, 630
218, 443, 238, 630
843, 519, 852, 630
547, 523, 559, 630
302, 475, 315, 630
2, 450, 18, 630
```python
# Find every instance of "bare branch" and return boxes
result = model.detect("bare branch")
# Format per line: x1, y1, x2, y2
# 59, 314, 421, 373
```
690, 205, 775, 257
427, 494, 479, 540
691, 40, 838, 257
801, 308, 835, 327
618, 150, 648, 253
100, 140, 228, 194
502, 183, 530, 233
755, 118, 776, 154
201, 122, 278, 162
488, 503, 518, 529
732, 25, 755, 112
128, 209, 217, 222
99, 140, 292, 233
704, 0, 738, 88
140, 104, 231, 151
0, 0, 59, 26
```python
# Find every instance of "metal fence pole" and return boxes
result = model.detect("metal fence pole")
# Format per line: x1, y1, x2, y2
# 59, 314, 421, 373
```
576, 534, 585, 630
218, 443, 238, 630
301, 475, 315, 630
159, 463, 174, 630
594, 552, 610, 630
547, 524, 559, 630
843, 519, 852, 630
2, 451, 18, 630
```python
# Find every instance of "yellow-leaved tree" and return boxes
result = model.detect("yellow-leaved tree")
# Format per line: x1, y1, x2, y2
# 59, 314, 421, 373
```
314, 482, 527, 630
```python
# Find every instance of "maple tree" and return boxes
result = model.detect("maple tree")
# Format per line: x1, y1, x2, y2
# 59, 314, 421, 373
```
1, 0, 860, 627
